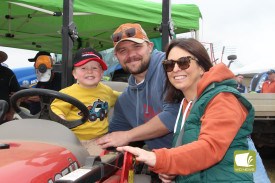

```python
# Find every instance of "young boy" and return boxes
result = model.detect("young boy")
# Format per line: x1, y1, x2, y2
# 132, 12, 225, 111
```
51, 47, 121, 156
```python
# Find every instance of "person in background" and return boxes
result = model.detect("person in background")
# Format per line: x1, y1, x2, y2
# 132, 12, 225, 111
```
28, 51, 62, 114
51, 47, 121, 156
1, 62, 9, 68
236, 73, 248, 93
0, 51, 21, 124
260, 69, 275, 93
117, 38, 270, 183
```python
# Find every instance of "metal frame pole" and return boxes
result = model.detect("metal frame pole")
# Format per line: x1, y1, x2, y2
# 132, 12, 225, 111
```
161, 0, 172, 52
61, 0, 74, 88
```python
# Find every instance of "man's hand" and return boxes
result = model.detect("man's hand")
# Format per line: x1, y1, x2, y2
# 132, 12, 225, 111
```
96, 131, 131, 149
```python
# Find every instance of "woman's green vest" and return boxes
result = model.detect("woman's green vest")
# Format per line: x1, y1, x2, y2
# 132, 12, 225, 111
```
173, 79, 254, 183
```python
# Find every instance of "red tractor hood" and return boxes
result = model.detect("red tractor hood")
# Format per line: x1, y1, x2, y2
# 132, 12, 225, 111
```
0, 141, 79, 183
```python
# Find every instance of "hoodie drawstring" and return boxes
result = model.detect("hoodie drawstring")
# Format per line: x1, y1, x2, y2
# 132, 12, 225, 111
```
134, 81, 149, 127
145, 82, 149, 114
136, 88, 139, 127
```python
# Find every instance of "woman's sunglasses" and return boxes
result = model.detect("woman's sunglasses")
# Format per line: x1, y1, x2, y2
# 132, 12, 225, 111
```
111, 27, 139, 43
162, 56, 198, 72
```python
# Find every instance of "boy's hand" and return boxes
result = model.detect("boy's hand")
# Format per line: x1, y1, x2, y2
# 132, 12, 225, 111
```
3, 111, 15, 121
27, 96, 40, 102
58, 114, 66, 120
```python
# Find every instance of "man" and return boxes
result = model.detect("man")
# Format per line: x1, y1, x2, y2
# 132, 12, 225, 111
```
28, 51, 62, 114
235, 74, 248, 93
96, 23, 180, 150
0, 51, 21, 124
260, 69, 275, 93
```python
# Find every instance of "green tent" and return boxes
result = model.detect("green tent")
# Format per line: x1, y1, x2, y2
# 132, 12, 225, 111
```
0, 0, 201, 53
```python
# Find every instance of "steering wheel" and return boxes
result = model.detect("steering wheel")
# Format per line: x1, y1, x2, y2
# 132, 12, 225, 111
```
0, 100, 9, 123
11, 88, 89, 129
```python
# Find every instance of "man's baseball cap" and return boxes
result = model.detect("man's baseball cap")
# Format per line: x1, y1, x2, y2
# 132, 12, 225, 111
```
28, 51, 51, 62
111, 23, 150, 50
73, 47, 107, 70
267, 69, 275, 75
0, 51, 8, 63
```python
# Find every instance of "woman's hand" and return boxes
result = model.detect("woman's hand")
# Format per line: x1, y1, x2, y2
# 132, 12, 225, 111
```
158, 173, 176, 183
117, 146, 156, 167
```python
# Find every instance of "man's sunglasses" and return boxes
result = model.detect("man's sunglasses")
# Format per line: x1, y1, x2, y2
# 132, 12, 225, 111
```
162, 56, 198, 72
111, 27, 140, 43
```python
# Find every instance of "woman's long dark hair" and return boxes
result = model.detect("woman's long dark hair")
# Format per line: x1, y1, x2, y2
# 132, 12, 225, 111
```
162, 38, 213, 103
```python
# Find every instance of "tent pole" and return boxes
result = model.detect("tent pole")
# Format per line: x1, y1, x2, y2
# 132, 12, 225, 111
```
161, 0, 173, 52
61, 0, 74, 88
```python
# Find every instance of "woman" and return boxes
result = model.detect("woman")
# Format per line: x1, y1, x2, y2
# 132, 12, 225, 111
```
117, 38, 255, 182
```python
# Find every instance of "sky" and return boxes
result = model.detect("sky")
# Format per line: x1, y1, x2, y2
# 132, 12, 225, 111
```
152, 0, 275, 73
1, 0, 275, 74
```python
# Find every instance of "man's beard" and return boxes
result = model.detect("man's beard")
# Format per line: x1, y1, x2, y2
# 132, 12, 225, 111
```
123, 57, 150, 75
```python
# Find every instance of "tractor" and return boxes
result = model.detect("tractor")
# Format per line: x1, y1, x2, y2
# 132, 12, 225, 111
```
0, 84, 147, 183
